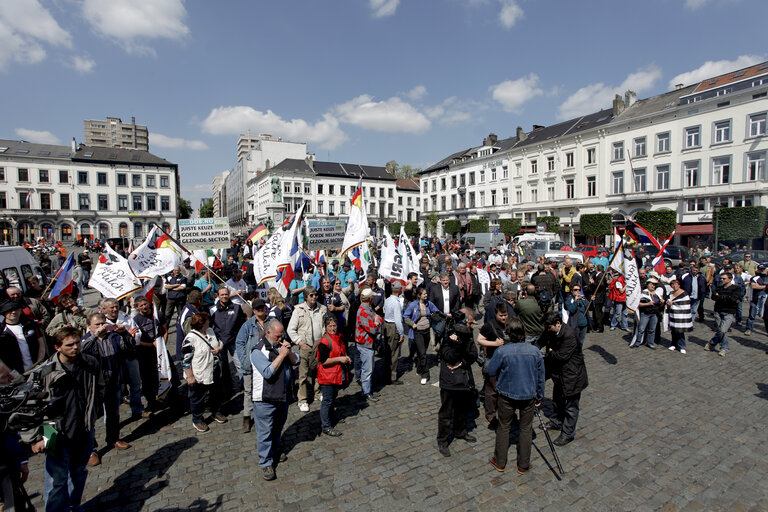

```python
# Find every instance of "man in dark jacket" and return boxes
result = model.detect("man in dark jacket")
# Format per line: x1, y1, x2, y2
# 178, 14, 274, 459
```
585, 264, 607, 332
537, 311, 588, 446
681, 264, 706, 323
0, 297, 46, 376
706, 272, 741, 357
429, 272, 462, 318
436, 309, 479, 458
176, 289, 202, 362
210, 287, 247, 397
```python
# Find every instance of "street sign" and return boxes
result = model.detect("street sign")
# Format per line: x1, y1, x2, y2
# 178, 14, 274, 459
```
306, 219, 346, 250
178, 217, 231, 250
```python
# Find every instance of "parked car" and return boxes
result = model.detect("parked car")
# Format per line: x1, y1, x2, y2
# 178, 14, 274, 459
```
460, 232, 507, 255
519, 239, 567, 261
711, 250, 768, 269
573, 245, 607, 258
637, 244, 690, 267
544, 251, 585, 265
0, 246, 49, 293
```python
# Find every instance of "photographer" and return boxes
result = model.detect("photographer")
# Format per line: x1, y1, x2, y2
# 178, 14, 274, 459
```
564, 282, 589, 346
436, 308, 479, 458
23, 325, 104, 511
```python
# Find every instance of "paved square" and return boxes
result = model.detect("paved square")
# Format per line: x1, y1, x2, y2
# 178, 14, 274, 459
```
22, 299, 768, 511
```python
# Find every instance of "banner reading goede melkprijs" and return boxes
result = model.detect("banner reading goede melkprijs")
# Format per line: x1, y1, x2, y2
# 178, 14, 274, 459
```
179, 217, 231, 250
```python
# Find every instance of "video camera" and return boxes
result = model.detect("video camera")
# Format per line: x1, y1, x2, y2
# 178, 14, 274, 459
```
0, 362, 58, 434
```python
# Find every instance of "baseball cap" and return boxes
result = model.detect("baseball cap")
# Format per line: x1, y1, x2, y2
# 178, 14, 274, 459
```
361, 288, 374, 299
342, 261, 351, 268
391, 281, 402, 291
252, 298, 267, 309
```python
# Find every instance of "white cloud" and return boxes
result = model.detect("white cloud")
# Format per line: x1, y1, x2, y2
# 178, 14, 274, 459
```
151, 133, 209, 150
490, 73, 543, 112
15, 128, 61, 145
82, 0, 189, 54
201, 106, 347, 150
425, 97, 473, 125
668, 55, 764, 89
498, 0, 523, 28
405, 85, 427, 100
0, 0, 72, 69
684, 0, 710, 9
70, 55, 95, 73
558, 66, 661, 119
334, 95, 431, 133
369, 0, 400, 18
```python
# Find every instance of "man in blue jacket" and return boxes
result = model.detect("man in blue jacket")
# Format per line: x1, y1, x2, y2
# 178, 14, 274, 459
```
486, 317, 545, 474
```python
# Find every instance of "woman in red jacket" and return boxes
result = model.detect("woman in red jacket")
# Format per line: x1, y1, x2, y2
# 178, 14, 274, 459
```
608, 271, 628, 331
317, 315, 351, 437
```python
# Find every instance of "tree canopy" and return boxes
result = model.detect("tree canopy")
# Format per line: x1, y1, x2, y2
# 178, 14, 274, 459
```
178, 198, 193, 219
386, 160, 422, 179
199, 198, 214, 218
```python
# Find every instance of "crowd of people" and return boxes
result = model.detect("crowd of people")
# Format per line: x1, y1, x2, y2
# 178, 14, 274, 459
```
1, 234, 765, 509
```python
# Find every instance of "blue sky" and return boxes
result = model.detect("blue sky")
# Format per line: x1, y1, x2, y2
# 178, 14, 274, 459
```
1, 0, 766, 208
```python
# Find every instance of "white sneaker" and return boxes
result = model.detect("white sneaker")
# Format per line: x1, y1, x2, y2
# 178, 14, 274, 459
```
680, 349, 686, 354
668, 346, 676, 351
420, 378, 428, 385
298, 402, 309, 412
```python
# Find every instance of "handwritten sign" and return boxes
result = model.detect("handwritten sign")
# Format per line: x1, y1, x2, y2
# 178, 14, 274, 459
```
179, 217, 231, 250
89, 245, 142, 299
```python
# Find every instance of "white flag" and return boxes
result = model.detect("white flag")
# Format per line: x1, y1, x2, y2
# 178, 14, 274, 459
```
340, 178, 372, 278
89, 244, 142, 299
398, 227, 423, 285
624, 254, 642, 313
609, 237, 625, 275
379, 227, 405, 283
128, 226, 184, 278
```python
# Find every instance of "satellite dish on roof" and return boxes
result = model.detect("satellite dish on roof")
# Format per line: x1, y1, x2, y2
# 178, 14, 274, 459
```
536, 223, 547, 233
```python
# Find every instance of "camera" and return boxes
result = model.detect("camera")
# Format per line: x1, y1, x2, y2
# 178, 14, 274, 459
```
0, 362, 59, 434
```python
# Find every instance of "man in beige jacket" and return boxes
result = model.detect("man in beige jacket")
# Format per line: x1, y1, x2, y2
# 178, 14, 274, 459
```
287, 286, 327, 412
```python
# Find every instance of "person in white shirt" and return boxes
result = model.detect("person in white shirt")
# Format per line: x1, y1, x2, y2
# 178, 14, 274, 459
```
226, 268, 248, 306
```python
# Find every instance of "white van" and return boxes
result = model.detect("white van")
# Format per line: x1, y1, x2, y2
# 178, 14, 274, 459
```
460, 232, 507, 255
0, 246, 49, 293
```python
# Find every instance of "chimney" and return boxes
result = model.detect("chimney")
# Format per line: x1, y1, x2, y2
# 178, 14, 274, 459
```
532, 125, 545, 131
516, 126, 527, 142
675, 83, 684, 90
71, 137, 77, 153
612, 94, 625, 116
131, 116, 135, 124
483, 133, 498, 146
305, 156, 314, 169
624, 90, 637, 107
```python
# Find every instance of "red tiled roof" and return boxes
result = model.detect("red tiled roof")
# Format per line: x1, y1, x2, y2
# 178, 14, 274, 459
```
691, 61, 768, 94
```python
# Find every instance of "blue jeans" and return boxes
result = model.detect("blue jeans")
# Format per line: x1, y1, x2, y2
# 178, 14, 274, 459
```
358, 345, 375, 396
689, 298, 701, 322
575, 325, 587, 346
636, 312, 658, 347
44, 430, 94, 512
524, 335, 539, 344
610, 302, 628, 329
124, 357, 144, 415
552, 387, 581, 440
711, 312, 734, 352
746, 301, 762, 331
319, 384, 339, 430
252, 400, 288, 468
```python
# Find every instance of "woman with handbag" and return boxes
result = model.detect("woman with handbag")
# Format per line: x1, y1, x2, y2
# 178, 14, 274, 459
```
316, 315, 351, 436
182, 312, 228, 433
404, 287, 440, 385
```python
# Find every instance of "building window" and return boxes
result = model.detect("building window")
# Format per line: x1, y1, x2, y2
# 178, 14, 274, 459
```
479, 191, 485, 207
684, 161, 700, 187
440, 178, 446, 190
491, 168, 497, 181
160, 175, 169, 188
407, 197, 412, 206
656, 165, 670, 190
657, 132, 671, 153
132, 174, 141, 187
713, 120, 731, 143
612, 142, 624, 161
18, 168, 29, 182
398, 197, 403, 206
318, 184, 324, 195
317, 201, 323, 214
284, 184, 290, 194
587, 176, 596, 197
97, 172, 107, 186
451, 195, 456, 209
530, 160, 537, 174
117, 173, 126, 186
19, 192, 30, 209
39, 169, 49, 183
398, 212, 403, 221
515, 162, 522, 176
379, 187, 385, 197
40, 193, 51, 210
60, 194, 70, 209
98, 194, 108, 210
686, 199, 705, 212
369, 187, 375, 197
146, 195, 157, 210
441, 197, 446, 210
634, 137, 646, 157
78, 194, 90, 210
328, 184, 334, 195
712, 156, 731, 185
566, 152, 574, 168
489, 190, 496, 206
565, 178, 575, 199
502, 166, 508, 179
59, 170, 69, 183
340, 185, 346, 195
132, 195, 143, 210
451, 176, 457, 188
734, 195, 754, 207
531, 188, 538, 202
547, 156, 555, 171
388, 203, 394, 215
612, 171, 624, 194
479, 170, 485, 183
684, 126, 701, 148
747, 152, 766, 181
431, 180, 436, 192
748, 112, 767, 137
469, 192, 475, 208
329, 201, 335, 216
459, 174, 466, 187
0, 192, 5, 209
587, 148, 596, 165
515, 189, 522, 203
118, 195, 128, 210
547, 186, 555, 200
502, 188, 509, 205
146, 175, 156, 187
339, 202, 345, 215
294, 184, 301, 194
78, 171, 88, 185
161, 196, 170, 211
134, 223, 143, 238
0, 168, 4, 181
633, 168, 646, 192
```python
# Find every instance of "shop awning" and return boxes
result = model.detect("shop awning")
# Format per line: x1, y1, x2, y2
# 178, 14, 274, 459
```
676, 223, 713, 235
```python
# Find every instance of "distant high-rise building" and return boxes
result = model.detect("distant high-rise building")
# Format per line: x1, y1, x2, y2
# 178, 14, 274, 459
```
84, 116, 149, 151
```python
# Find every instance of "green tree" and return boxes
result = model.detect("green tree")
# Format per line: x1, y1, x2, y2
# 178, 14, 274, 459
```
498, 218, 522, 237
199, 198, 214, 218
715, 206, 767, 241
427, 211, 438, 236
386, 160, 421, 179
579, 213, 612, 237
404, 221, 420, 237
444, 220, 461, 236
469, 219, 489, 233
178, 198, 193, 219
536, 216, 561, 234
389, 222, 402, 235
634, 210, 677, 238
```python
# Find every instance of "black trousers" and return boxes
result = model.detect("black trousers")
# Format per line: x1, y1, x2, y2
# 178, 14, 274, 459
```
437, 389, 472, 446
413, 328, 431, 377
592, 301, 605, 332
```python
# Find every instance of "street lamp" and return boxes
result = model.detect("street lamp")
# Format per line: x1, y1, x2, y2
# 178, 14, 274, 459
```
713, 202, 722, 254
569, 209, 575, 247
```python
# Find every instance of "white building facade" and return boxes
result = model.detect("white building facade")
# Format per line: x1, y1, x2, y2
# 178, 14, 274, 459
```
212, 170, 229, 218
0, 139, 179, 245
421, 61, 768, 247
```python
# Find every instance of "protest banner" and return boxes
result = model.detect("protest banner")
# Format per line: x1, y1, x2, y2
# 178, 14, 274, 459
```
89, 244, 143, 299
306, 219, 346, 251
178, 217, 231, 250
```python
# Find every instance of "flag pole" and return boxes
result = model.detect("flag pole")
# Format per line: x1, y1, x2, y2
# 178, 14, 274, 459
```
586, 235, 624, 313
149, 224, 252, 316
42, 253, 72, 300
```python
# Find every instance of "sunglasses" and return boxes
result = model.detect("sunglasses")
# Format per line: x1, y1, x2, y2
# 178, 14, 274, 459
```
307, 293, 317, 297
572, 288, 581, 291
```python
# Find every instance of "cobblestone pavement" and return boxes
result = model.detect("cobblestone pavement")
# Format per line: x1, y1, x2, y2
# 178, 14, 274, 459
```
23, 293, 768, 511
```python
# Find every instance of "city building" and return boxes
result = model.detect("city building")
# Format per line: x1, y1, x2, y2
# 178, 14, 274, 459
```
0, 138, 179, 245
83, 116, 149, 151
420, 60, 768, 248
212, 170, 229, 218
